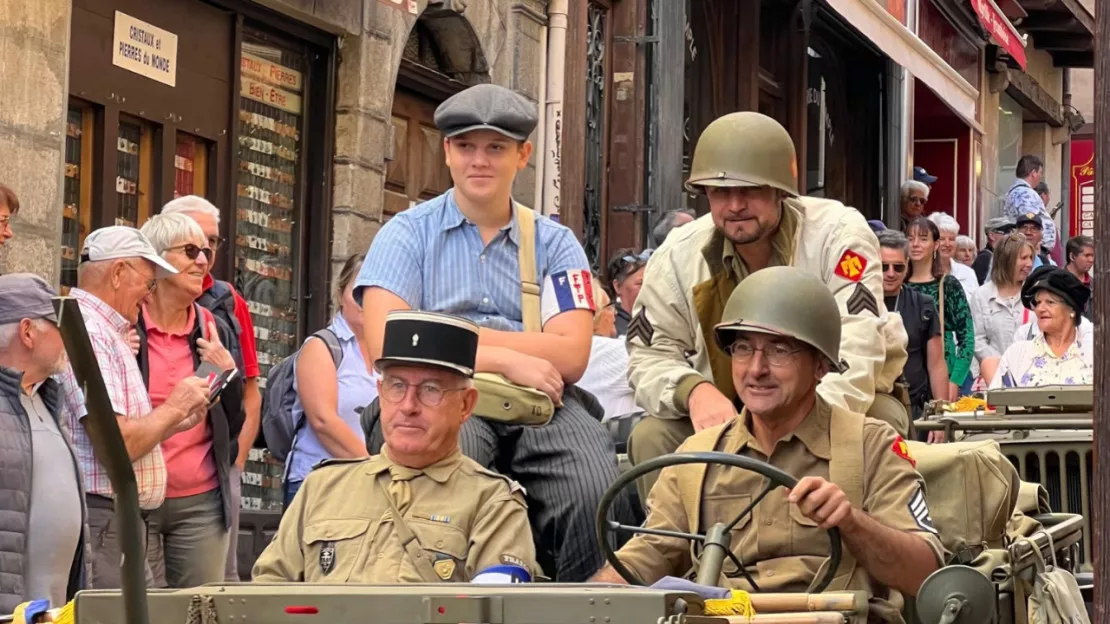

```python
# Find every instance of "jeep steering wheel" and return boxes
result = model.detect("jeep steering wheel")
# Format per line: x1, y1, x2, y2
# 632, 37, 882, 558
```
595, 451, 843, 593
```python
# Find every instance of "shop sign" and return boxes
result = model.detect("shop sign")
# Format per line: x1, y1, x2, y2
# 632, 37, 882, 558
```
241, 53, 303, 93
1070, 138, 1094, 237
241, 77, 302, 115
111, 11, 178, 87
969, 0, 1026, 70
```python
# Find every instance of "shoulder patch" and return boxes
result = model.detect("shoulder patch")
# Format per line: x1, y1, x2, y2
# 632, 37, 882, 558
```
909, 486, 938, 534
312, 457, 367, 471
540, 270, 596, 325
846, 282, 880, 316
834, 250, 868, 282
891, 436, 915, 467
627, 308, 655, 346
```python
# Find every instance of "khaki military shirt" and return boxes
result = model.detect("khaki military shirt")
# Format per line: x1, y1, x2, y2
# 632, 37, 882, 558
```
615, 399, 943, 623
253, 447, 538, 583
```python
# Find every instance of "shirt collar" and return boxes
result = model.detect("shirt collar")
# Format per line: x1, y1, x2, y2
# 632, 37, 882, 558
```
330, 313, 356, 341
366, 446, 464, 484
1033, 332, 1084, 361
1011, 179, 1033, 191
202, 273, 215, 291
441, 189, 521, 245
141, 303, 195, 336
721, 200, 800, 278
728, 396, 831, 461
70, 288, 131, 335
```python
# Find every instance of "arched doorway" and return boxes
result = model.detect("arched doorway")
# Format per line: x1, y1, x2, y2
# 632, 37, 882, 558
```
385, 10, 491, 217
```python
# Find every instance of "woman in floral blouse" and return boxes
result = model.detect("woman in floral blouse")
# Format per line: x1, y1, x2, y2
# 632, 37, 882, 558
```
991, 267, 1092, 388
905, 217, 975, 400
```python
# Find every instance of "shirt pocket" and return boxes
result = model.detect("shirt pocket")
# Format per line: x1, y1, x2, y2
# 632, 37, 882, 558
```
303, 519, 373, 582
699, 494, 752, 580
404, 517, 470, 582
787, 504, 831, 556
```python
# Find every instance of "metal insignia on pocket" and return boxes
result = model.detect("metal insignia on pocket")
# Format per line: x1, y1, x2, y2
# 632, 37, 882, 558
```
434, 558, 456, 580
320, 541, 336, 575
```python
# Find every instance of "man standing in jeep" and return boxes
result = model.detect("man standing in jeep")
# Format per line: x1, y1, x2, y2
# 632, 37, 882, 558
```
626, 112, 909, 500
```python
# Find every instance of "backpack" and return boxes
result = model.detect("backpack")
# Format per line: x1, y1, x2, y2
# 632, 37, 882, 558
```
197, 280, 245, 372
261, 329, 343, 462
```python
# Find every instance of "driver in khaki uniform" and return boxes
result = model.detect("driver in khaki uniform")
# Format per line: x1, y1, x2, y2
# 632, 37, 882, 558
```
592, 268, 944, 623
253, 311, 538, 583
627, 112, 910, 501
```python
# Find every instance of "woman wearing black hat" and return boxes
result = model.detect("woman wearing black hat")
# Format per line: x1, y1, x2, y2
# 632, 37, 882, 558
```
989, 267, 1092, 388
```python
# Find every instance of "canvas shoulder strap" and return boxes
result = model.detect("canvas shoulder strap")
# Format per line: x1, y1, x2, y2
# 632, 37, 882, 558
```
377, 476, 444, 582
676, 421, 734, 534
820, 406, 866, 591
514, 203, 542, 333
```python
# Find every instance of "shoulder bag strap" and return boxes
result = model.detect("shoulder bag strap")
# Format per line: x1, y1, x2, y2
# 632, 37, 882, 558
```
376, 476, 444, 582
515, 203, 543, 333
817, 406, 866, 592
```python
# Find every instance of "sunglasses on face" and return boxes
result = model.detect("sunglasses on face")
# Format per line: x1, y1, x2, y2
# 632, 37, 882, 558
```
882, 263, 907, 273
167, 243, 213, 263
908, 197, 927, 206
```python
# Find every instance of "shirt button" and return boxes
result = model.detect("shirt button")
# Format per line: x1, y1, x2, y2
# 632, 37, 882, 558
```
763, 518, 773, 526
436, 541, 445, 548
766, 570, 775, 577
480, 255, 486, 263
378, 553, 385, 559
482, 297, 489, 304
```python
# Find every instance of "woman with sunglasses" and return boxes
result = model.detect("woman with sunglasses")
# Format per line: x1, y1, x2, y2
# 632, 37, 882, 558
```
904, 217, 974, 401
606, 248, 652, 337
899, 180, 929, 229
137, 213, 244, 588
877, 230, 948, 441
969, 232, 1034, 384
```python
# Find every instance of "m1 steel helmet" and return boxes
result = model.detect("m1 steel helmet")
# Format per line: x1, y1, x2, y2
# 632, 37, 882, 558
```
685, 112, 799, 197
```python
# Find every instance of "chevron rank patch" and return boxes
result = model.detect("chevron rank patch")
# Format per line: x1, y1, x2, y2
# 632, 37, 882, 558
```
627, 308, 655, 346
834, 249, 867, 282
909, 487, 938, 534
846, 282, 879, 317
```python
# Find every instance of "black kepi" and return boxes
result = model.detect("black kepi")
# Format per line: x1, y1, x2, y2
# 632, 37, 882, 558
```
374, 310, 480, 377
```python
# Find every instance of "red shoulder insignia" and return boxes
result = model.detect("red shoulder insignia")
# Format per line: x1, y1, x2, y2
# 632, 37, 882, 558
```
834, 250, 867, 282
892, 436, 916, 467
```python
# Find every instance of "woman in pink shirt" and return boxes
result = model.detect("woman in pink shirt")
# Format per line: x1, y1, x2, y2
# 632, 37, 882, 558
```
137, 213, 244, 587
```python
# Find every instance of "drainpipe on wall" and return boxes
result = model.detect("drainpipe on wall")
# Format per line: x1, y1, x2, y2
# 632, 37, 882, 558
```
541, 0, 569, 217
533, 17, 548, 211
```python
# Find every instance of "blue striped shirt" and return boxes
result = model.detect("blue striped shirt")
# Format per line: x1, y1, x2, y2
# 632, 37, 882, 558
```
355, 189, 590, 331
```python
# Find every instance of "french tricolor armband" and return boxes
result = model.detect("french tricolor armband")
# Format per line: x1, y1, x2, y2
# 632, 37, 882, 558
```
472, 564, 532, 584
540, 269, 596, 326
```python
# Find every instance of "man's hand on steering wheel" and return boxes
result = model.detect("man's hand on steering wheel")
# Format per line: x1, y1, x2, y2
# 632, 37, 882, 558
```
789, 477, 856, 531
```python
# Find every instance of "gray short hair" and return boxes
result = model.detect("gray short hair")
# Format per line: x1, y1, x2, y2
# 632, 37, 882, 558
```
927, 212, 960, 235
0, 318, 52, 350
140, 212, 205, 255
900, 180, 930, 201
161, 195, 221, 225
651, 210, 695, 247
955, 235, 975, 251
876, 230, 909, 256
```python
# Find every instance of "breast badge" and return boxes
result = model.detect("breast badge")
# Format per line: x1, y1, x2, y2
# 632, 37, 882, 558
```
433, 557, 457, 580
319, 541, 336, 575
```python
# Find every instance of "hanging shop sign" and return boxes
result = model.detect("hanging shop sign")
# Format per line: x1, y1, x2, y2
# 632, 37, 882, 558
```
111, 11, 179, 87
1070, 138, 1094, 238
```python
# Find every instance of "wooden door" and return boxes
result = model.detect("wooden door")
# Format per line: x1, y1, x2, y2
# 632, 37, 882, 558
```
384, 88, 453, 218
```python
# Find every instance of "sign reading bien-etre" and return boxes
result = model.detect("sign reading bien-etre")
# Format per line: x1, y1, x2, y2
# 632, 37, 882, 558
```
112, 11, 178, 87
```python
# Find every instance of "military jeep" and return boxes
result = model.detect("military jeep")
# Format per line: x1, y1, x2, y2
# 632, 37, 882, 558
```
47, 298, 1089, 624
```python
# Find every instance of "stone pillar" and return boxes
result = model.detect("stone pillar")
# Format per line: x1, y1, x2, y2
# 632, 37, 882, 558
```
0, 0, 70, 283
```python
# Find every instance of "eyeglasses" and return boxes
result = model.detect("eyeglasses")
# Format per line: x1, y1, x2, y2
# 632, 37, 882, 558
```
207, 235, 227, 249
122, 262, 156, 292
908, 197, 928, 206
0, 217, 10, 228
167, 243, 213, 263
622, 249, 654, 265
725, 340, 805, 367
882, 263, 907, 273
380, 378, 467, 408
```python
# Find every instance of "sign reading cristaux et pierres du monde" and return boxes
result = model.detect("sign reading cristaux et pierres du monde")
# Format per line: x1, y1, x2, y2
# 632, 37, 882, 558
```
111, 11, 178, 87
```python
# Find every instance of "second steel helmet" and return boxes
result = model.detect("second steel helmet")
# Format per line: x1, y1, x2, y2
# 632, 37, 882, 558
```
713, 266, 845, 372
685, 112, 799, 196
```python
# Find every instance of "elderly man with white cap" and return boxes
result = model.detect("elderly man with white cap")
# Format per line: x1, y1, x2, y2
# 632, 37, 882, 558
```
55, 226, 212, 589
0, 274, 87, 612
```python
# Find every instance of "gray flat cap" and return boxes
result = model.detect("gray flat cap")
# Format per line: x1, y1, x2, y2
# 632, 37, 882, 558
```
0, 273, 58, 325
434, 84, 538, 141
984, 216, 1016, 233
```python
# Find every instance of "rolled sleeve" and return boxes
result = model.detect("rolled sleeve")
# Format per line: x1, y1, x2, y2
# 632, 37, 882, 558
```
231, 289, 261, 378
354, 215, 425, 307
614, 461, 695, 583
862, 422, 946, 566
466, 491, 540, 580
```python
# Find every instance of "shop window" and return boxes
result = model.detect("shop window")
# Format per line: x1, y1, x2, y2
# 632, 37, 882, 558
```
62, 102, 95, 288
174, 134, 209, 198
995, 93, 1024, 217
115, 117, 155, 228
235, 37, 305, 384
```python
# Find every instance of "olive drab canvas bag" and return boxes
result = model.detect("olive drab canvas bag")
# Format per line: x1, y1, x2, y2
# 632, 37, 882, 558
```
471, 204, 556, 426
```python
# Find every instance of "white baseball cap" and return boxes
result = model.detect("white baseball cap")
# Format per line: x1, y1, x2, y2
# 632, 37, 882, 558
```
80, 226, 178, 279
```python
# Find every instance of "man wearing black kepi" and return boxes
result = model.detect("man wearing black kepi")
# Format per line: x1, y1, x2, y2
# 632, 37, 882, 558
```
356, 83, 629, 582
254, 310, 538, 583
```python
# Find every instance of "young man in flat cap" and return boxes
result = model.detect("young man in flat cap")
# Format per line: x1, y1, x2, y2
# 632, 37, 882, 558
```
357, 83, 626, 582
252, 311, 537, 583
